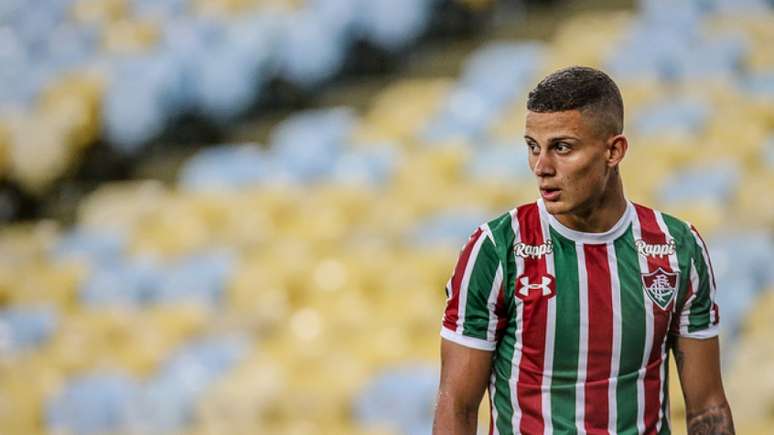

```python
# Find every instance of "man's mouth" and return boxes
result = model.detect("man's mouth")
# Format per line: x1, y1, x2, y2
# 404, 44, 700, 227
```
540, 187, 561, 201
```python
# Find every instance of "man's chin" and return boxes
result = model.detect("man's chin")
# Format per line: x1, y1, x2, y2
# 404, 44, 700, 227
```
542, 200, 568, 215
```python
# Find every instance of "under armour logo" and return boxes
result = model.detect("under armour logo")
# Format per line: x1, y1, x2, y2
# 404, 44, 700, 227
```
515, 273, 556, 300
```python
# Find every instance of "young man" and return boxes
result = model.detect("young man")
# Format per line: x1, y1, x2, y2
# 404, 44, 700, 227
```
433, 66, 734, 434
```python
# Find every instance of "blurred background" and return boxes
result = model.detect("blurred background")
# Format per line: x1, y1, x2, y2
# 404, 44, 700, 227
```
0, 0, 772, 433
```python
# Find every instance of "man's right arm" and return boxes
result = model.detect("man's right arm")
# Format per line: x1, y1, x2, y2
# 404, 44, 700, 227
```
432, 338, 494, 435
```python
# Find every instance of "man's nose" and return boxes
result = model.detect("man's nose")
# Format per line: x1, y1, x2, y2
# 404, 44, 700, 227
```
533, 150, 555, 177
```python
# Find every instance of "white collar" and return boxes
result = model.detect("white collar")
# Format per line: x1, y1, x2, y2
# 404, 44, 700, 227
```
537, 198, 634, 244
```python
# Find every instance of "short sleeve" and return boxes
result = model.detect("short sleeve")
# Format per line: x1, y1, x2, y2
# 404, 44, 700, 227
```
440, 225, 506, 351
672, 224, 720, 339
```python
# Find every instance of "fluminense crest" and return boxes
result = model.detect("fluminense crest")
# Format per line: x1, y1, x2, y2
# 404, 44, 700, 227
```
641, 267, 678, 311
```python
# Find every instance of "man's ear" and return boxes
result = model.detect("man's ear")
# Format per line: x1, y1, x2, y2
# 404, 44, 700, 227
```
607, 134, 628, 167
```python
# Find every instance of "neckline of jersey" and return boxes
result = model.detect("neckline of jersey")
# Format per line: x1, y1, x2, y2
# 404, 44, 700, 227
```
537, 198, 634, 244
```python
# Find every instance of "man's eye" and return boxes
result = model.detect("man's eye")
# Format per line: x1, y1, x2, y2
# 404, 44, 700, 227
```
527, 143, 539, 153
555, 142, 571, 153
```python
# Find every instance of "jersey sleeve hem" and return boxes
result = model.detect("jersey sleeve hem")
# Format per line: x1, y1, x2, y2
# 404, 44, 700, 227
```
672, 322, 720, 340
440, 327, 496, 351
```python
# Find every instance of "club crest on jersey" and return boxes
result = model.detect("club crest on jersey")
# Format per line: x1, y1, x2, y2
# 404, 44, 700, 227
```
641, 267, 678, 310
515, 273, 556, 300
635, 239, 676, 258
513, 240, 553, 259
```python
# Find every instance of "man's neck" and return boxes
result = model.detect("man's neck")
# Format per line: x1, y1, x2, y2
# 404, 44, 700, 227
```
553, 177, 628, 234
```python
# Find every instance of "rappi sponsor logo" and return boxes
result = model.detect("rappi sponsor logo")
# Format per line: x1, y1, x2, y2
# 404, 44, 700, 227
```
635, 239, 676, 258
513, 240, 553, 259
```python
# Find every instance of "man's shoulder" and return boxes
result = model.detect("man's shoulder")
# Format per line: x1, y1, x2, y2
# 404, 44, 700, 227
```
631, 201, 696, 246
478, 201, 539, 247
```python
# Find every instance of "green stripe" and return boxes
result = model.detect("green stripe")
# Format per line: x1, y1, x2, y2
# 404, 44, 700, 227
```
615, 226, 646, 434
493, 320, 516, 434
661, 214, 714, 333
462, 236, 500, 339
661, 214, 692, 320
549, 229, 580, 433
487, 212, 516, 254
688, 249, 713, 332
491, 212, 518, 434
658, 355, 671, 435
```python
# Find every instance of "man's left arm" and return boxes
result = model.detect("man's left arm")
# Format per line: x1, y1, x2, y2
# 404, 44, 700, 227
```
672, 336, 735, 435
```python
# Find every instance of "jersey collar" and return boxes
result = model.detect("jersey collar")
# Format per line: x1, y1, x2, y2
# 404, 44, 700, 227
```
537, 198, 634, 244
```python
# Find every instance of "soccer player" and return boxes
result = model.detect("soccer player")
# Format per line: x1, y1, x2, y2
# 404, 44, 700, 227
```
432, 66, 734, 434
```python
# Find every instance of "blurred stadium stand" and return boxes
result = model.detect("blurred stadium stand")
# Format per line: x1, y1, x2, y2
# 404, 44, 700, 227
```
0, 0, 773, 434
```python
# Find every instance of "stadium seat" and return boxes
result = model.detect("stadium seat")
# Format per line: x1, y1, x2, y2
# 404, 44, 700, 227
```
0, 1, 772, 433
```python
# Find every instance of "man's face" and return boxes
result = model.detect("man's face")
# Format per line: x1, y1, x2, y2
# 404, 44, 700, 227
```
524, 110, 613, 216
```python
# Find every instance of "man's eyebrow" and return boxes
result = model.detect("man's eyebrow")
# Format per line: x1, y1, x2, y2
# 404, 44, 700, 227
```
523, 135, 580, 142
547, 135, 580, 142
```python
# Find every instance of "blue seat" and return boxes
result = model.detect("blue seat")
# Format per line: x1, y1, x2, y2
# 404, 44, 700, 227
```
330, 144, 398, 188
154, 250, 235, 307
179, 144, 272, 191
466, 143, 532, 182
46, 372, 143, 435
278, 10, 348, 88
103, 55, 183, 153
420, 42, 544, 143
356, 0, 434, 52
140, 335, 247, 432
657, 161, 739, 205
0, 306, 58, 354
354, 363, 438, 435
52, 227, 127, 266
269, 107, 356, 183
632, 98, 710, 137
80, 255, 162, 307
407, 208, 492, 249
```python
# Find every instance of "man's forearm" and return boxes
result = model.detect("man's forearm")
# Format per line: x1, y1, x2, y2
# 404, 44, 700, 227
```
686, 402, 735, 435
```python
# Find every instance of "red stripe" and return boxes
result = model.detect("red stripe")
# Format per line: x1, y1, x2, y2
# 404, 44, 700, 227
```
634, 204, 673, 433
515, 203, 547, 434
583, 243, 613, 434
443, 227, 484, 331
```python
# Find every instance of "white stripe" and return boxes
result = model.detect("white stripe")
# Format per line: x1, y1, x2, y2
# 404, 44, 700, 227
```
490, 374, 501, 435
689, 227, 718, 324
486, 263, 505, 343
510, 210, 524, 431
456, 231, 488, 334
679, 259, 701, 336
440, 328, 496, 350
540, 213, 556, 435
607, 242, 622, 435
680, 322, 720, 339
630, 212, 652, 435
653, 211, 679, 433
679, 258, 719, 340
574, 241, 589, 435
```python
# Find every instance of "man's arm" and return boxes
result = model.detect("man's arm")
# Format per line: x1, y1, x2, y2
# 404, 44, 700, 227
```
432, 338, 493, 435
673, 336, 735, 434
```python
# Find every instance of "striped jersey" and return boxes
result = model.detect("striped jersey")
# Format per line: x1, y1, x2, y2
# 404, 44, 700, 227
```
440, 199, 720, 435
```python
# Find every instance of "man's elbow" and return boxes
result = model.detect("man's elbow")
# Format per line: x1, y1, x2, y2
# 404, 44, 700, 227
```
433, 391, 480, 434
